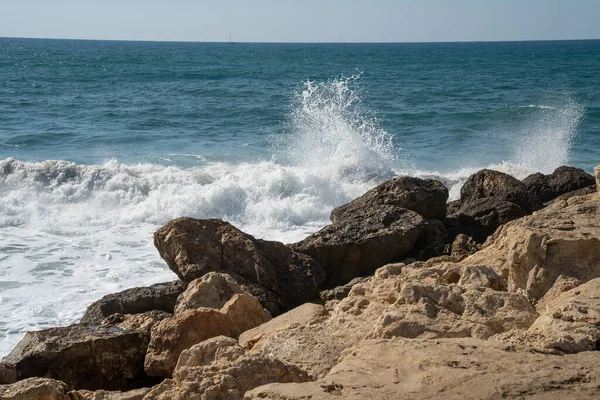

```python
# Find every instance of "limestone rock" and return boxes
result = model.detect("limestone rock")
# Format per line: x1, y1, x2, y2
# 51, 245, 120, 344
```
522, 166, 595, 203
245, 338, 600, 400
73, 387, 150, 400
292, 205, 423, 288
3, 313, 163, 391
463, 193, 600, 302
0, 377, 70, 400
175, 272, 245, 314
595, 165, 600, 192
144, 293, 270, 378
81, 281, 185, 325
0, 361, 16, 385
330, 176, 448, 222
239, 303, 328, 348
154, 218, 324, 314
319, 276, 370, 301
143, 336, 309, 400
449, 233, 480, 257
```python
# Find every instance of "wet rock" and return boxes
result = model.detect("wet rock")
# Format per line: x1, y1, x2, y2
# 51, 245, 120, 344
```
144, 293, 270, 378
522, 166, 595, 203
0, 361, 16, 384
330, 176, 448, 222
81, 281, 185, 325
154, 218, 324, 315
292, 205, 423, 288
0, 377, 70, 400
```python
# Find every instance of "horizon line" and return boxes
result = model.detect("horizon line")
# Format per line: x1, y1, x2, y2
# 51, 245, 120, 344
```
1, 35, 599, 45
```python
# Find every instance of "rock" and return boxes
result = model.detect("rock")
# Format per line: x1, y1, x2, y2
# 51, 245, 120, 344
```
0, 361, 16, 385
457, 265, 507, 291
319, 277, 370, 301
535, 275, 582, 314
292, 205, 423, 288
144, 293, 270, 378
330, 176, 448, 222
463, 193, 600, 302
154, 218, 325, 314
449, 233, 480, 257
522, 166, 595, 203
245, 338, 600, 400
408, 219, 447, 260
81, 281, 185, 325
174, 272, 245, 314
143, 336, 309, 400
595, 165, 600, 192
3, 313, 163, 391
0, 377, 70, 400
73, 387, 150, 400
239, 303, 328, 348
543, 185, 596, 206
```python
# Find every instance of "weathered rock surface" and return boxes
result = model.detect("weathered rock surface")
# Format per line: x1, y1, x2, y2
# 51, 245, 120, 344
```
0, 361, 16, 385
246, 338, 600, 400
4, 313, 163, 391
292, 205, 424, 288
143, 336, 309, 400
319, 277, 370, 301
154, 218, 324, 314
330, 176, 448, 222
595, 165, 600, 191
543, 184, 596, 205
449, 233, 480, 257
81, 281, 185, 325
464, 193, 600, 302
144, 293, 270, 378
522, 166, 595, 203
73, 388, 150, 400
0, 377, 70, 400
174, 272, 245, 314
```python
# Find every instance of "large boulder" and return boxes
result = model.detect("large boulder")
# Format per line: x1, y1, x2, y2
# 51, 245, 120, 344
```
292, 205, 424, 288
522, 166, 595, 203
3, 313, 163, 391
246, 338, 600, 400
144, 293, 270, 378
330, 176, 448, 222
0, 377, 71, 400
154, 218, 324, 315
143, 336, 308, 400
81, 281, 185, 324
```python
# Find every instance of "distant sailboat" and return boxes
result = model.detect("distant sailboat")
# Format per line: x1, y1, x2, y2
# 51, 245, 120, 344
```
229, 33, 235, 45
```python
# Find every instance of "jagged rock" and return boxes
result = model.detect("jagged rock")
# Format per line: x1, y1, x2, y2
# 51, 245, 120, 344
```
154, 218, 324, 315
292, 205, 424, 288
464, 193, 600, 302
143, 336, 309, 400
330, 176, 448, 222
73, 387, 150, 399
0, 361, 16, 384
319, 277, 370, 301
408, 219, 448, 260
245, 338, 600, 400
144, 293, 270, 378
522, 166, 595, 203
0, 377, 70, 400
239, 303, 328, 348
595, 165, 600, 192
543, 185, 596, 206
3, 313, 164, 391
449, 233, 480, 257
81, 281, 185, 325
457, 265, 507, 291
175, 272, 245, 314
535, 275, 582, 314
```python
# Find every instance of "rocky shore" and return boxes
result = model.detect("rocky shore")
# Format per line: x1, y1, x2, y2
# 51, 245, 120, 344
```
2, 165, 600, 399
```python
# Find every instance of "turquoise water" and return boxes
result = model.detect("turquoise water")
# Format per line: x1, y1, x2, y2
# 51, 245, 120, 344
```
0, 38, 599, 356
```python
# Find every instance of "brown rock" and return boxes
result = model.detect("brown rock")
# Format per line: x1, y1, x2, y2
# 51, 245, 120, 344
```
0, 377, 70, 400
154, 218, 324, 314
144, 293, 270, 378
595, 165, 600, 192
143, 336, 309, 400
245, 338, 600, 400
522, 165, 595, 203
292, 205, 423, 288
3, 313, 163, 391
330, 176, 449, 222
73, 387, 150, 400
81, 281, 185, 325
449, 233, 480, 257
174, 272, 245, 314
319, 276, 370, 301
0, 361, 16, 385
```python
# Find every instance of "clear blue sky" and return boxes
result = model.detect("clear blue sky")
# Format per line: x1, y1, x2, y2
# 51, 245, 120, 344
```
1, 0, 599, 42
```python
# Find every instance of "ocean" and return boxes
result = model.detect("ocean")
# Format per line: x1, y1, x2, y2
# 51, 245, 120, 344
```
0, 38, 598, 356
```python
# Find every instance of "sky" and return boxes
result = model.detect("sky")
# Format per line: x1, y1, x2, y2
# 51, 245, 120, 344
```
1, 0, 599, 43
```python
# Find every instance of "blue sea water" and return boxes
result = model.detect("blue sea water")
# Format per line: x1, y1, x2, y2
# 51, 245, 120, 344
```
0, 38, 599, 356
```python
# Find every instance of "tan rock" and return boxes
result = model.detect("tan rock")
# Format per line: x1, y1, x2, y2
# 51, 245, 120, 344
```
463, 193, 600, 302
175, 272, 245, 314
0, 361, 16, 385
239, 303, 328, 348
535, 275, 582, 314
143, 336, 309, 400
245, 338, 600, 400
595, 165, 600, 192
73, 388, 150, 400
0, 377, 70, 400
144, 293, 270, 378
